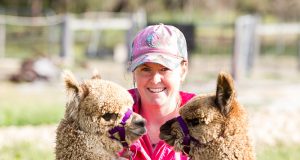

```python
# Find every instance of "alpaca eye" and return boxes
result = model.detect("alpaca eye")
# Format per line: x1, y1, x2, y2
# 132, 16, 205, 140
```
102, 113, 118, 121
186, 118, 199, 126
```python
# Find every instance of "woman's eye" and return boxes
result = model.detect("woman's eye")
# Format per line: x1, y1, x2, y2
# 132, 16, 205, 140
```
186, 118, 200, 126
102, 113, 118, 121
161, 67, 170, 72
141, 67, 151, 72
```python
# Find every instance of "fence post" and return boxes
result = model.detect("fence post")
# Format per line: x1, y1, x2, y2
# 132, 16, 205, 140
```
134, 8, 146, 30
60, 14, 74, 66
0, 18, 5, 58
298, 35, 300, 71
126, 9, 146, 64
86, 30, 101, 57
232, 15, 260, 81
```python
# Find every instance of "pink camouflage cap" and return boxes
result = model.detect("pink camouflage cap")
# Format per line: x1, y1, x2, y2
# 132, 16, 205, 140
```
129, 23, 188, 71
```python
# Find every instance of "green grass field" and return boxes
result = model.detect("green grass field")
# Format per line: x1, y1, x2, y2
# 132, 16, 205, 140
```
256, 144, 300, 160
0, 82, 65, 126
0, 141, 55, 160
0, 140, 299, 160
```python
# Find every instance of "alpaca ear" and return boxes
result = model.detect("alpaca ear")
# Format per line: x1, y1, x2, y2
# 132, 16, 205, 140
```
63, 70, 80, 94
62, 70, 89, 120
91, 69, 101, 79
215, 71, 235, 116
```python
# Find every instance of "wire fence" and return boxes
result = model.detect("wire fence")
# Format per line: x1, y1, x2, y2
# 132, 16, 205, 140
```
0, 13, 299, 77
0, 10, 146, 65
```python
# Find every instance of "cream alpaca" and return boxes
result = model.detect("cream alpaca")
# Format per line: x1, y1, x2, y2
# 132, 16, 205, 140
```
160, 72, 255, 160
55, 71, 146, 160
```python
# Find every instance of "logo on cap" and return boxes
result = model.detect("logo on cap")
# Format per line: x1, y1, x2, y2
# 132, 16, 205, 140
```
146, 32, 159, 48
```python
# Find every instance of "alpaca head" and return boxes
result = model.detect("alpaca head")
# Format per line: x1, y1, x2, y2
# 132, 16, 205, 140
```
160, 71, 241, 154
63, 70, 146, 147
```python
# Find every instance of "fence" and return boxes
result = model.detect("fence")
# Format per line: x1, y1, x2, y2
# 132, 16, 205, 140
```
0, 10, 146, 65
0, 14, 64, 58
1, 12, 299, 77
233, 15, 300, 80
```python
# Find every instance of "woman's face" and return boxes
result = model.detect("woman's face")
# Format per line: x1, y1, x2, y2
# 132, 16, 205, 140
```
133, 62, 188, 108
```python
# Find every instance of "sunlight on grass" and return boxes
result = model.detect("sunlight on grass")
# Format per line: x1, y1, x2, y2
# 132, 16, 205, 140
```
0, 82, 65, 126
0, 141, 54, 160
256, 144, 300, 160
0, 140, 299, 160
0, 103, 64, 126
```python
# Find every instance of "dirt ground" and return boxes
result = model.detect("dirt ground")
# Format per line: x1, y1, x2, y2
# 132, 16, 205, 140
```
0, 54, 300, 152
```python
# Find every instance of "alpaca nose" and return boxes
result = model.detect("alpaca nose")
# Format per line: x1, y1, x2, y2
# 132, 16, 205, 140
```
134, 120, 146, 127
160, 118, 176, 132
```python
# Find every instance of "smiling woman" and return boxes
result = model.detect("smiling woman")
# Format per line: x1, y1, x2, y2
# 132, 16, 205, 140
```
119, 23, 196, 160
133, 62, 184, 109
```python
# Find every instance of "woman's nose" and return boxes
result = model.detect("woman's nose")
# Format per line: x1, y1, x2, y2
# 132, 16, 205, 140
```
151, 72, 162, 84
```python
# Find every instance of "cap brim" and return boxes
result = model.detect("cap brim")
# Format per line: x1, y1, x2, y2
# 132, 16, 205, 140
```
129, 53, 182, 72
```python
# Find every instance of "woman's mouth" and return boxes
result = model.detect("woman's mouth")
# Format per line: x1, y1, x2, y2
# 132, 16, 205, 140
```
147, 88, 166, 93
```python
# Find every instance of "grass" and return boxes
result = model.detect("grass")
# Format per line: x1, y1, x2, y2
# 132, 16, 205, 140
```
0, 82, 65, 127
0, 141, 54, 160
256, 144, 300, 160
0, 140, 299, 160
0, 102, 64, 126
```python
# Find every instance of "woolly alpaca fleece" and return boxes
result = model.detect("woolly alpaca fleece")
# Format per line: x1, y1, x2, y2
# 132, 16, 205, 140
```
55, 71, 146, 160
160, 71, 255, 160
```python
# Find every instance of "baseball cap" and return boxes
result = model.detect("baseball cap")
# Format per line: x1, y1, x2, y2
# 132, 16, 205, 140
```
129, 23, 188, 71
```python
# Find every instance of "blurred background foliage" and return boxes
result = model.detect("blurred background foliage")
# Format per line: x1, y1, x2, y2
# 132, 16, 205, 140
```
1, 0, 299, 60
0, 0, 299, 21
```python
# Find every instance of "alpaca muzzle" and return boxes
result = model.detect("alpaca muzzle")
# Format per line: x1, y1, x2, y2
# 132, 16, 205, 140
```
176, 116, 199, 155
109, 108, 133, 147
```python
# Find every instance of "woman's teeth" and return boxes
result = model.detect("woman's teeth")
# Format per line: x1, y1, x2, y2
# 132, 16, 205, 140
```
148, 88, 166, 93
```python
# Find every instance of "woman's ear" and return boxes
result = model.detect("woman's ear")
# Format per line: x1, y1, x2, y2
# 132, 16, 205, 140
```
132, 73, 136, 82
180, 61, 188, 82
132, 73, 136, 87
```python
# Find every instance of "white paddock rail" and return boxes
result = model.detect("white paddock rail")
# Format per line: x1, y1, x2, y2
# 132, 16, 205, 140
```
233, 15, 300, 80
0, 14, 64, 26
0, 14, 64, 58
257, 23, 300, 35
0, 10, 146, 65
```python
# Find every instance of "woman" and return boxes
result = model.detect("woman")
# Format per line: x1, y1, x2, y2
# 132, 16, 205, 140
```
123, 24, 195, 160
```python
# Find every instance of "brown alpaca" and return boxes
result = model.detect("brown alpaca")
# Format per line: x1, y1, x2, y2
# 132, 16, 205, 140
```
160, 72, 255, 160
55, 71, 146, 160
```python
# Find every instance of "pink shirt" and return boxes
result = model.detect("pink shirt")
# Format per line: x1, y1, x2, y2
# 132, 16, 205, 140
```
123, 89, 196, 160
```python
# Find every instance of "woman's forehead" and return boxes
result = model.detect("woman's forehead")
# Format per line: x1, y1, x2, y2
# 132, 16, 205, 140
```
139, 62, 167, 68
